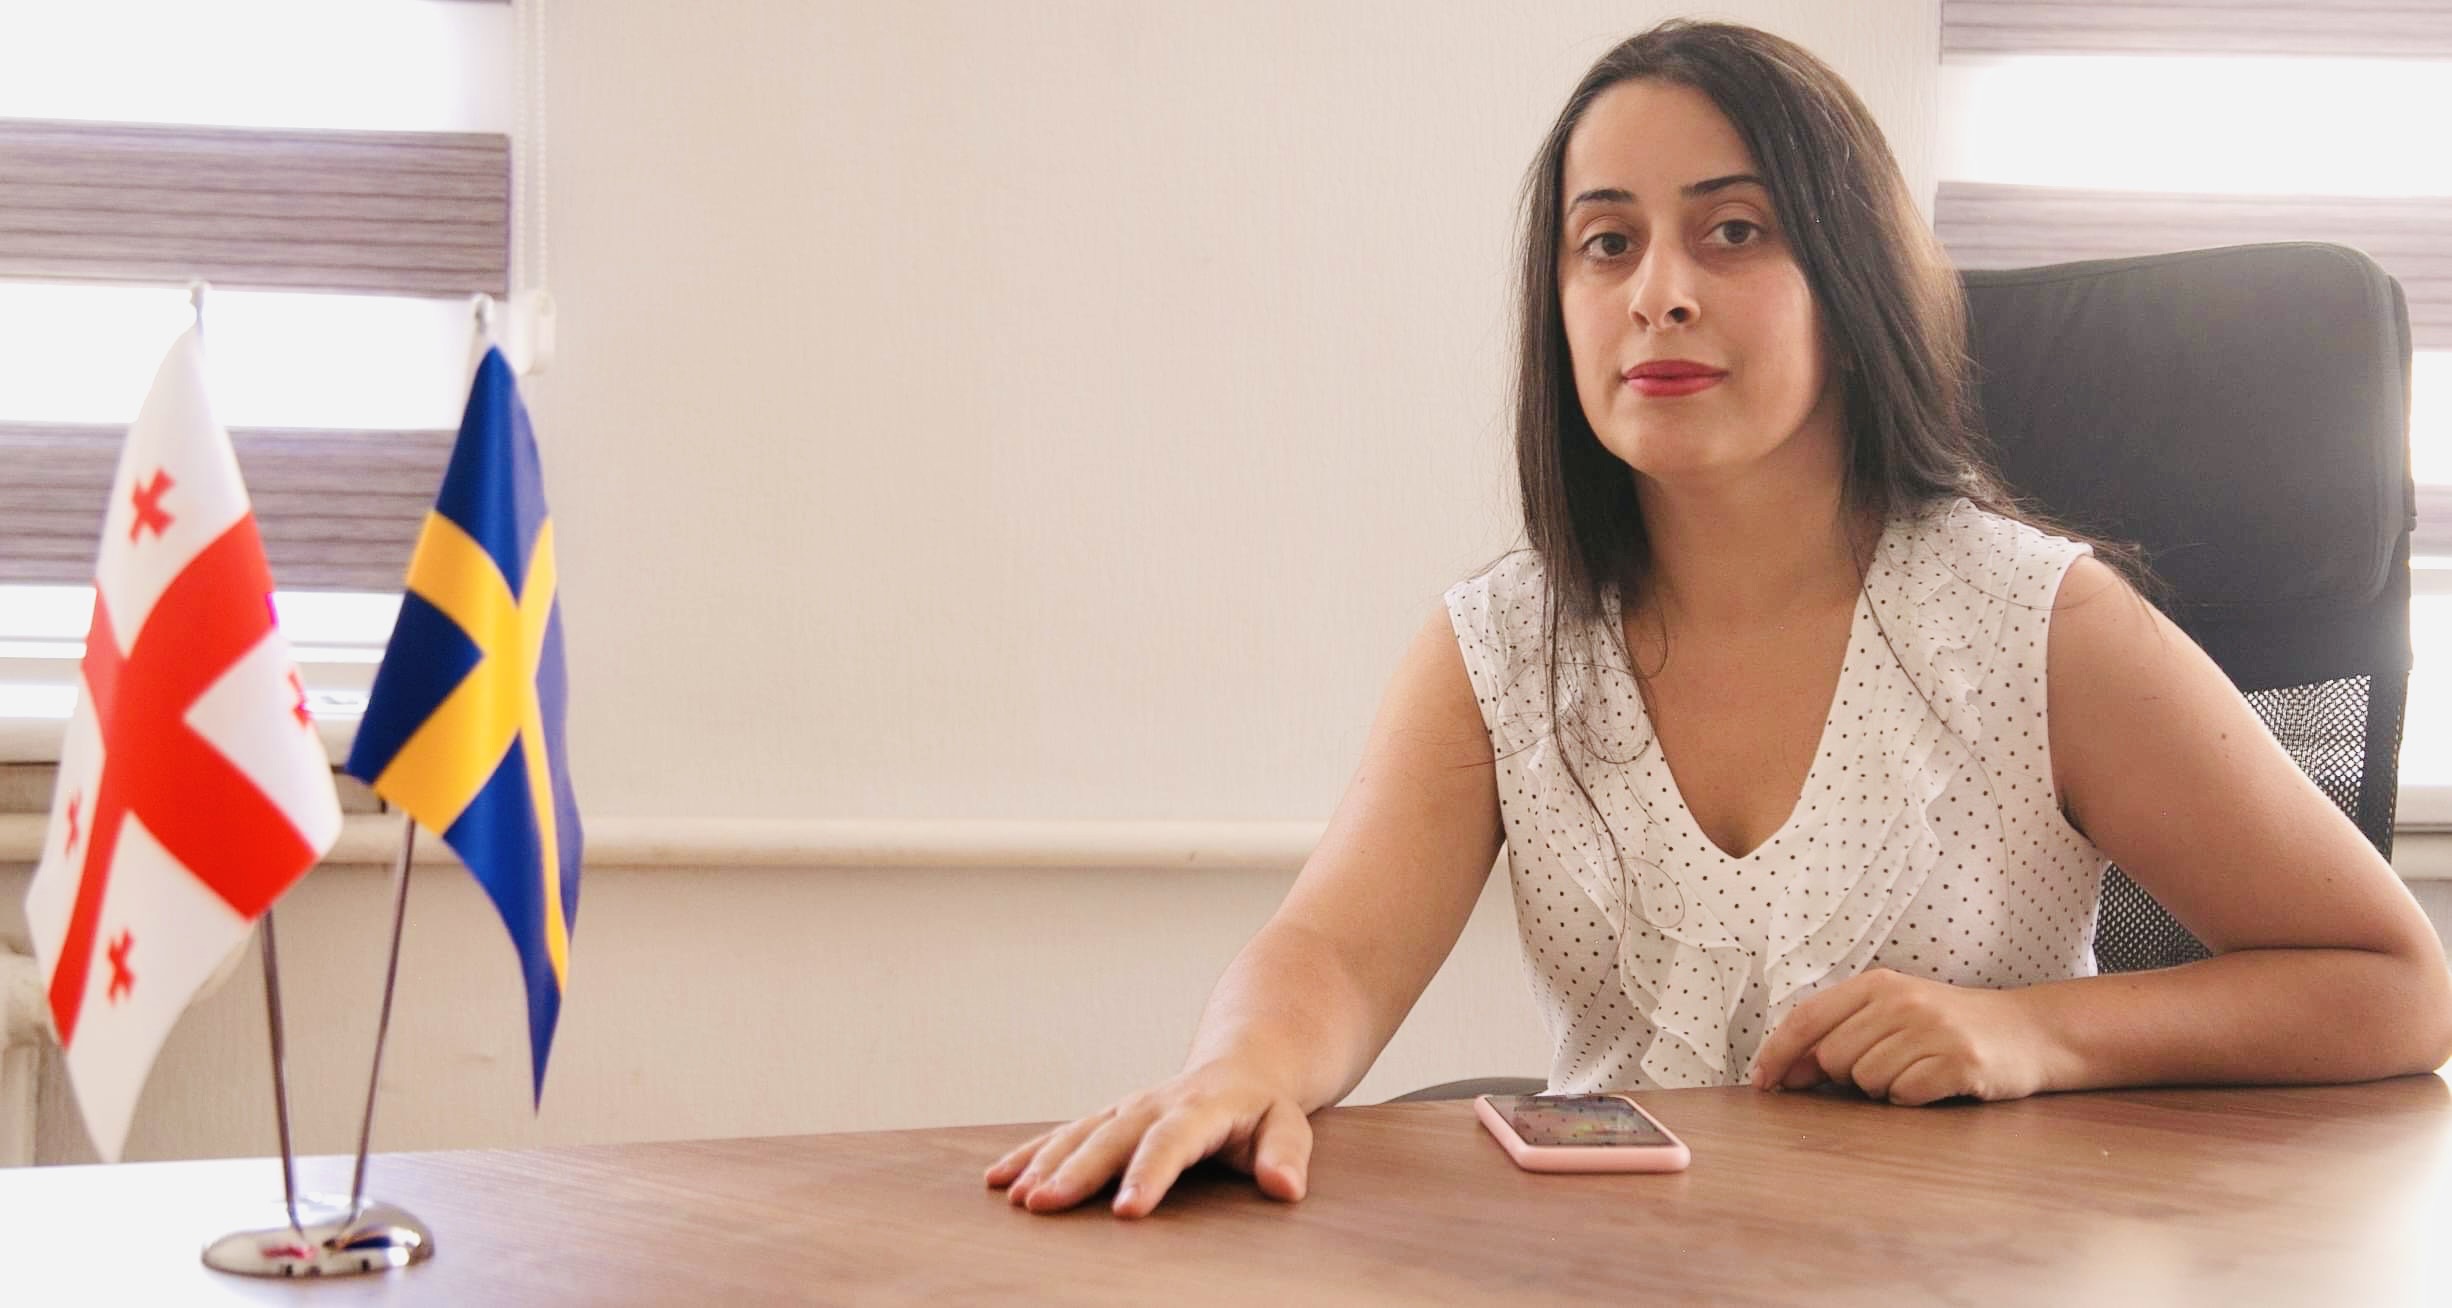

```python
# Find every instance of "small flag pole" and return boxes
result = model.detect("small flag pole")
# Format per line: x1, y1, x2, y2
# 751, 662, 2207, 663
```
186, 427, 432, 1277
258, 911, 305, 1234
347, 818, 418, 1208
201, 882, 435, 1277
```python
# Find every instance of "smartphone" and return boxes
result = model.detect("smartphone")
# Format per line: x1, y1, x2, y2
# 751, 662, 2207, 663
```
1473, 1093, 1691, 1173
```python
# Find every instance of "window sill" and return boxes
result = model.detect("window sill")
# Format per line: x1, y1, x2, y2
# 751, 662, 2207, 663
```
0, 813, 1330, 872
14, 682, 2452, 878
3, 708, 2450, 879
2, 811, 2448, 879
0, 698, 363, 765
2398, 785, 2452, 830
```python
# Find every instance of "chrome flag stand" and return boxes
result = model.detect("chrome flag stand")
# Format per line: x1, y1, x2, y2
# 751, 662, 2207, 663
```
202, 818, 433, 1277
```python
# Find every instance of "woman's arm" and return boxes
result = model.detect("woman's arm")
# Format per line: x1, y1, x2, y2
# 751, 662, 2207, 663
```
1750, 556, 2452, 1101
1182, 606, 1508, 1111
2015, 555, 2452, 1089
989, 604, 1505, 1213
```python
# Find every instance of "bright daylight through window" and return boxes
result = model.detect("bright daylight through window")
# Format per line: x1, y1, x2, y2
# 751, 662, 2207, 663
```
0, 1, 517, 733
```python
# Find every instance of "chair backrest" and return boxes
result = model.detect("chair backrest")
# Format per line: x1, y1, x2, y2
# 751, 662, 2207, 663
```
1960, 243, 2416, 973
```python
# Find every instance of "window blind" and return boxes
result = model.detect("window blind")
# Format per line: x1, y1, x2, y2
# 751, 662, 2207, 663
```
0, 422, 453, 590
0, 119, 507, 298
1942, 0, 2452, 58
1936, 183, 2450, 350
0, 116, 508, 591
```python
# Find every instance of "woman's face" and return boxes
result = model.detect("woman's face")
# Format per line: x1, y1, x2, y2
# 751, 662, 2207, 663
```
1556, 79, 1843, 489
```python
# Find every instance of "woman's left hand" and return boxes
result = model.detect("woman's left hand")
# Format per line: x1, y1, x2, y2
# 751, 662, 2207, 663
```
1747, 968, 2062, 1105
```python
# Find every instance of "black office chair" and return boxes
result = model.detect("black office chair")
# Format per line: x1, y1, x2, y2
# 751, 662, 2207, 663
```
1969, 243, 2415, 973
1393, 243, 2416, 1102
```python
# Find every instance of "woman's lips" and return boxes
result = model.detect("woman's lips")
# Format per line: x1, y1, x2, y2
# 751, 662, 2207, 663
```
1625, 372, 1725, 397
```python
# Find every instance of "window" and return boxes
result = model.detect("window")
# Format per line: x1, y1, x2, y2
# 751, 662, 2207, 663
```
1934, 2, 2452, 819
0, 0, 524, 742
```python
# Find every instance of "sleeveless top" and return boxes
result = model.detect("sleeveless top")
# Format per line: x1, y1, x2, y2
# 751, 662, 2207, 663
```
1443, 499, 2112, 1092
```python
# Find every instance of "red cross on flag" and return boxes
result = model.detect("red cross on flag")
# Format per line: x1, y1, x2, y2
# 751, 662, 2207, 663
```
21, 327, 340, 1162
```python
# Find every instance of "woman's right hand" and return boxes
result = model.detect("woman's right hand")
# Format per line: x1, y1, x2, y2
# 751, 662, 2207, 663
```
982, 1058, 1314, 1219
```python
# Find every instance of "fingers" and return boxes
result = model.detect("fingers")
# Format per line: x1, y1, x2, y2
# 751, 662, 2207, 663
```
1003, 1107, 1119, 1209
1750, 972, 1881, 1090
989, 1074, 1317, 1219
1786, 998, 1893, 1092
1780, 1054, 1831, 1091
1886, 1055, 1965, 1107
1027, 1107, 1166, 1214
1752, 969, 2003, 1106
1247, 1099, 1313, 1203
1839, 1027, 1924, 1101
1111, 1105, 1240, 1220
984, 1128, 1056, 1189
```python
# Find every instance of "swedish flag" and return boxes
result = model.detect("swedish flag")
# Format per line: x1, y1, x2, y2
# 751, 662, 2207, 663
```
347, 347, 582, 1102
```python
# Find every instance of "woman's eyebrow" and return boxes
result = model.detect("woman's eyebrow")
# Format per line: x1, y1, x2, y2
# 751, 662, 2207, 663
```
1565, 173, 1768, 212
1682, 172, 1766, 197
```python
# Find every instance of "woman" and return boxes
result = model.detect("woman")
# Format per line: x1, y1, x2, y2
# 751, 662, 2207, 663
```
987, 19, 2452, 1219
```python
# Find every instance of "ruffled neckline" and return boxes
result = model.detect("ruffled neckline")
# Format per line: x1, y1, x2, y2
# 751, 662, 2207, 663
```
1520, 498, 2007, 1082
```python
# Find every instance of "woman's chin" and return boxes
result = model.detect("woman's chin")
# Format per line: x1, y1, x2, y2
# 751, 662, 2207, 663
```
1602, 433, 1755, 482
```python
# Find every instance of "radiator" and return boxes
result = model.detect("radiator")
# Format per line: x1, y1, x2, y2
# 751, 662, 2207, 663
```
2, 946, 39, 1166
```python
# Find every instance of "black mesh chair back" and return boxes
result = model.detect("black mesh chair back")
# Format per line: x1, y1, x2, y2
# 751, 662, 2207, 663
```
1962, 243, 2416, 973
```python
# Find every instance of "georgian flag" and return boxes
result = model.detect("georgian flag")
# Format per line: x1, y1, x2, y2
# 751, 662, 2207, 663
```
21, 327, 340, 1162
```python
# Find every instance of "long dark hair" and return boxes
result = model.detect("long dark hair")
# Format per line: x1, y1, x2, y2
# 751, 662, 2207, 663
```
1497, 21, 2140, 864
1519, 19, 2018, 639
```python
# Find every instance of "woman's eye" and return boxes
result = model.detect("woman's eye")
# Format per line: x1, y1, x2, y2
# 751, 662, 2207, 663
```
1710, 219, 1763, 246
1581, 231, 1632, 259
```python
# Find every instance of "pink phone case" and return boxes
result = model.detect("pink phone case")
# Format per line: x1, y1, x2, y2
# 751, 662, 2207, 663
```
1473, 1093, 1692, 1173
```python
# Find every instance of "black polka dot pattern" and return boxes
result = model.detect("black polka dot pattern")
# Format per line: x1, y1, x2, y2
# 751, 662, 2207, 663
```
1443, 500, 2111, 1092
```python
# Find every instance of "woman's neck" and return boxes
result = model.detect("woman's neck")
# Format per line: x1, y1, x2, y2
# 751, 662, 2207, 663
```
1632, 473, 1876, 631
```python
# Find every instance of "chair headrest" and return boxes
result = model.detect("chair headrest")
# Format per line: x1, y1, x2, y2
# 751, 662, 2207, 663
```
1963, 243, 2412, 623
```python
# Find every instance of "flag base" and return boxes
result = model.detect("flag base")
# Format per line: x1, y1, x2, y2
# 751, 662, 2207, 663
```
200, 1195, 434, 1278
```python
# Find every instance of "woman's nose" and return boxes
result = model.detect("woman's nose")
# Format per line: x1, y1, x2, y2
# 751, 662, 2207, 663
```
1626, 249, 1699, 329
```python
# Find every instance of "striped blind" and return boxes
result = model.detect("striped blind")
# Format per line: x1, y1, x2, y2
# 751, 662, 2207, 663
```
1936, 185, 2450, 350
0, 422, 453, 590
0, 6, 512, 593
0, 120, 508, 297
1942, 1, 2452, 58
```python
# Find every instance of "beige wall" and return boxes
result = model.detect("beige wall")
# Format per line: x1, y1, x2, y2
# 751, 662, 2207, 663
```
545, 0, 1941, 823
7, 0, 1944, 1164
7, 853, 1550, 1162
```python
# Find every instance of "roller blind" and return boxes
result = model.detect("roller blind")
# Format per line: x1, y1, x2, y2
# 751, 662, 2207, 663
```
0, 422, 454, 589
0, 1, 514, 594
0, 119, 508, 297
1942, 0, 2452, 58
1936, 183, 2451, 350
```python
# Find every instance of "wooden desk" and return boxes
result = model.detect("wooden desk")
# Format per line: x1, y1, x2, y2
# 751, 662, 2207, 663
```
5, 1078, 2449, 1306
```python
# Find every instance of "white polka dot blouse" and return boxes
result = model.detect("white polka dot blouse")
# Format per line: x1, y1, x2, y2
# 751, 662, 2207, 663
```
1443, 498, 2112, 1093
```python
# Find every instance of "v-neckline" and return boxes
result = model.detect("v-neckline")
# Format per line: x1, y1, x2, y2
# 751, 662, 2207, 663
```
1606, 543, 1885, 866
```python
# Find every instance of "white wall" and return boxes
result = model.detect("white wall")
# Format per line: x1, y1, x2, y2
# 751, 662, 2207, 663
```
6, 853, 1551, 1162
543, 0, 1940, 822
4, 0, 1943, 1164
